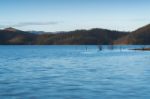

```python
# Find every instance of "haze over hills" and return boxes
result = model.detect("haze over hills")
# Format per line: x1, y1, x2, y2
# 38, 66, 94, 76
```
0, 24, 150, 45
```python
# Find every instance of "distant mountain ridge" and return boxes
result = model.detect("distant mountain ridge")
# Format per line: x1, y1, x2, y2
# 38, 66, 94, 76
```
3, 27, 19, 32
0, 24, 150, 45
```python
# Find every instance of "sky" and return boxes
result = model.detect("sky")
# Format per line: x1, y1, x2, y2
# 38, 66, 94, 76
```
0, 0, 150, 32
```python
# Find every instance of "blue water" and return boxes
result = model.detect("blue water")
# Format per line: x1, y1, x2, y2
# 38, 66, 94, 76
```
0, 45, 150, 99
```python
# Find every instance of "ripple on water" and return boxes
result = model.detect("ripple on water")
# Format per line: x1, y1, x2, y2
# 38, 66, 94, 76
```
0, 45, 150, 99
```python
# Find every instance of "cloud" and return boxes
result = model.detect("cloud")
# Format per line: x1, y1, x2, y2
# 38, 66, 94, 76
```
0, 21, 59, 28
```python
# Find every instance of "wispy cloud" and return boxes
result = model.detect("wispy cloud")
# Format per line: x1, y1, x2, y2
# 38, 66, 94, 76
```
0, 21, 59, 28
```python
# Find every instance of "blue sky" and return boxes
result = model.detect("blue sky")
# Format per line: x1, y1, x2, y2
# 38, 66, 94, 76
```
0, 0, 150, 32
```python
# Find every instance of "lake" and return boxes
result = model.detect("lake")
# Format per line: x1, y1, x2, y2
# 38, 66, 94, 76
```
0, 45, 150, 99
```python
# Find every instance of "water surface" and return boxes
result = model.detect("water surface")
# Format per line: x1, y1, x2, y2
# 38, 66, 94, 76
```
0, 45, 150, 99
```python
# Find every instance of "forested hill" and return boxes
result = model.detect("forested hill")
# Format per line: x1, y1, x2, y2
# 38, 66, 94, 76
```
114, 24, 150, 45
36, 29, 128, 45
0, 27, 127, 45
0, 27, 37, 45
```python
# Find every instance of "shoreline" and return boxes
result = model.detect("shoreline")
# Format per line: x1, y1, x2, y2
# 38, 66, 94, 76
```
132, 48, 150, 51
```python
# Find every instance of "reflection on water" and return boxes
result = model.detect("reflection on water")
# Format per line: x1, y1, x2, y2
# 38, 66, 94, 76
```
0, 45, 150, 99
